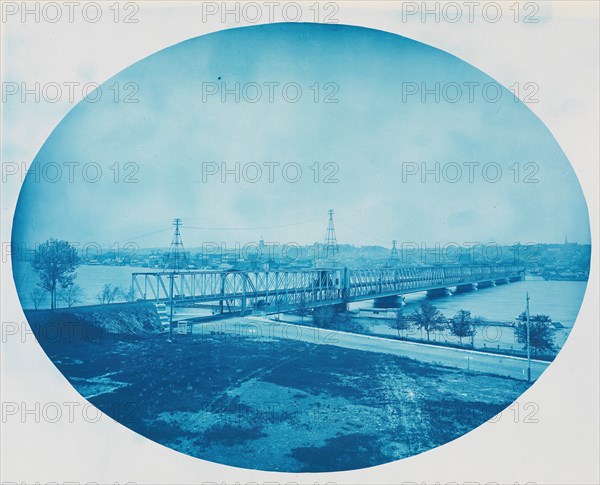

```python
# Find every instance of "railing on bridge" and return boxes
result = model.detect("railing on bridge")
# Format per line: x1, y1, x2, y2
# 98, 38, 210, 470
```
345, 265, 522, 299
132, 264, 525, 315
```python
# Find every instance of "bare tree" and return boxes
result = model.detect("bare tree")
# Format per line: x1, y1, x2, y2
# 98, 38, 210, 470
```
59, 284, 83, 308
29, 287, 47, 310
123, 286, 136, 302
97, 283, 121, 304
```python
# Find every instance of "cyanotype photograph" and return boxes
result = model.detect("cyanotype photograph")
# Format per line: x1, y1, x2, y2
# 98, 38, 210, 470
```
2, 2, 598, 483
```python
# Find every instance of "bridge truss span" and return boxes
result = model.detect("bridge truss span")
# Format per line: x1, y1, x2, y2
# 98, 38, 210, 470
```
132, 264, 525, 316
345, 265, 523, 300
132, 268, 343, 314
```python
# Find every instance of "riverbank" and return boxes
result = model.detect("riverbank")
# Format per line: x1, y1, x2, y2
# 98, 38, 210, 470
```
268, 313, 558, 362
24, 301, 164, 340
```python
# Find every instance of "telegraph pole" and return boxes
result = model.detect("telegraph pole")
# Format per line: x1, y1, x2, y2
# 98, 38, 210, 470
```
526, 291, 531, 382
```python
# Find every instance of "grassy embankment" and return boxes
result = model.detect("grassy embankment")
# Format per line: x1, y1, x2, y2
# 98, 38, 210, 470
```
27, 305, 529, 472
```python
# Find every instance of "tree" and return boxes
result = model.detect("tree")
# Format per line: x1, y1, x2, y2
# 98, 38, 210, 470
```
273, 296, 285, 321
29, 287, 46, 310
313, 305, 336, 328
449, 309, 476, 346
471, 315, 485, 347
32, 239, 80, 311
296, 293, 310, 322
122, 286, 136, 303
411, 300, 445, 341
515, 312, 556, 355
59, 283, 82, 308
97, 283, 121, 304
388, 306, 411, 338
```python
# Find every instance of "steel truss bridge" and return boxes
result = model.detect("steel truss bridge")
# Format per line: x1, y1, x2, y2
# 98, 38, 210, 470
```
132, 264, 525, 316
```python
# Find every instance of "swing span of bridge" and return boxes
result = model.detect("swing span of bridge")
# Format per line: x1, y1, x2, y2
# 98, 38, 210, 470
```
132, 264, 525, 316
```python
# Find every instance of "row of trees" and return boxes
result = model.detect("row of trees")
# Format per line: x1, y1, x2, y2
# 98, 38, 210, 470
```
29, 283, 135, 310
97, 284, 135, 304
29, 283, 84, 309
388, 301, 478, 344
29, 282, 136, 309
388, 301, 556, 354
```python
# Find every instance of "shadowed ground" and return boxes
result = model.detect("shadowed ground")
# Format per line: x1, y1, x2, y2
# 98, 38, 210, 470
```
37, 319, 528, 472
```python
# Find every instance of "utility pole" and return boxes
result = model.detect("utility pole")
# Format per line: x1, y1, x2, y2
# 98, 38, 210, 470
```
166, 218, 186, 342
168, 272, 175, 341
323, 209, 339, 261
526, 291, 531, 382
390, 239, 400, 265
390, 240, 399, 263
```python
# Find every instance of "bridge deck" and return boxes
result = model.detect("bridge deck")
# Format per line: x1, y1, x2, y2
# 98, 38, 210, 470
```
132, 264, 525, 315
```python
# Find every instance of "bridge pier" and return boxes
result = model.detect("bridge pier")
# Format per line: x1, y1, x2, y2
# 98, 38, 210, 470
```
373, 295, 403, 308
333, 302, 348, 312
427, 288, 450, 298
454, 283, 476, 293
313, 302, 347, 316
477, 281, 495, 289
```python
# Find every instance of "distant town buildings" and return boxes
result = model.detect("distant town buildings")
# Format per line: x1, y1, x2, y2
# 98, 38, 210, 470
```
74, 240, 591, 282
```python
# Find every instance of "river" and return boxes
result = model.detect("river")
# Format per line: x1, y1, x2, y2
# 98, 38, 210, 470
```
348, 278, 588, 351
12, 262, 151, 308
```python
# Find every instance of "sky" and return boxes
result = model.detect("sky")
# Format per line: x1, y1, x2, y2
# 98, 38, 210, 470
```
11, 22, 591, 250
